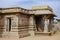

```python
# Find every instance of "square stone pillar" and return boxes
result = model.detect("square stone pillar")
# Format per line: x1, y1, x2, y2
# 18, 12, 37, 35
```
50, 18, 54, 31
44, 19, 49, 32
2, 15, 19, 38
57, 19, 60, 31
42, 15, 49, 32
29, 15, 35, 36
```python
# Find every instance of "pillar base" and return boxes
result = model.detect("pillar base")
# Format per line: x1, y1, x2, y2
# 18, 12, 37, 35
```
2, 32, 19, 38
29, 31, 35, 36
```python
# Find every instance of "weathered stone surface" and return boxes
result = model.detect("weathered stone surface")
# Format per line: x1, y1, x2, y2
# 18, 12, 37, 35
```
0, 6, 55, 38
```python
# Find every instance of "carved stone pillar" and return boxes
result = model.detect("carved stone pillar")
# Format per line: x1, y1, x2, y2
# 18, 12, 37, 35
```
2, 15, 19, 38
43, 15, 49, 32
29, 15, 35, 36
44, 19, 49, 32
50, 18, 54, 31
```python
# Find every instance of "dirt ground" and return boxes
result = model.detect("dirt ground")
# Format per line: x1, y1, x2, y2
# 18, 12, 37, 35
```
0, 32, 60, 40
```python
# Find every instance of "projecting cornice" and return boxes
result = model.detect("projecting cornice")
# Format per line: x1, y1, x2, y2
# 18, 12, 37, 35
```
0, 6, 56, 17
0, 7, 30, 14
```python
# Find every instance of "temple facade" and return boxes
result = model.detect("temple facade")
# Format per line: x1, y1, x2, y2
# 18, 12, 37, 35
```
0, 6, 56, 38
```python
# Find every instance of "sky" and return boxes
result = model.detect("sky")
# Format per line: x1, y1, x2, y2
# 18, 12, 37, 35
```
0, 0, 60, 19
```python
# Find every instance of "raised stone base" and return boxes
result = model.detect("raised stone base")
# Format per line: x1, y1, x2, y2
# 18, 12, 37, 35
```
2, 32, 19, 38
29, 31, 35, 36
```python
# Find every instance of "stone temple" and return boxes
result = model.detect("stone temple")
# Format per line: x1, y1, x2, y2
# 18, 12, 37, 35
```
0, 6, 56, 38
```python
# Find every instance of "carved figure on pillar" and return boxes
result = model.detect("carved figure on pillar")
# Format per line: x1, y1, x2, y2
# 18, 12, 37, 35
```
44, 19, 49, 32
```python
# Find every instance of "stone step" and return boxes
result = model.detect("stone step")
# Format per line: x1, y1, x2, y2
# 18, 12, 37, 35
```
2, 32, 19, 38
19, 33, 30, 38
19, 33, 29, 35
19, 32, 29, 34
12, 27, 28, 29
35, 32, 51, 36
0, 32, 29, 38
19, 29, 28, 30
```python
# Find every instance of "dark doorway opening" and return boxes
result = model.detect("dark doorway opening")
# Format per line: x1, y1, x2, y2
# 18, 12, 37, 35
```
8, 18, 11, 32
35, 16, 44, 32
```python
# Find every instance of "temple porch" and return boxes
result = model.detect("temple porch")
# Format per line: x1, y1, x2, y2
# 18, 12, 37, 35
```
34, 14, 54, 35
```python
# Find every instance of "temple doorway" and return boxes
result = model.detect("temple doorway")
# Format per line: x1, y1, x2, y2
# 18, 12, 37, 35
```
35, 15, 44, 32
6, 18, 12, 32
